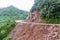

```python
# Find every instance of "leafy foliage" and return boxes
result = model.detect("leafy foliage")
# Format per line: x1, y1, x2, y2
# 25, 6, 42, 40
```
30, 0, 45, 12
0, 18, 15, 40
3, 37, 11, 40
31, 0, 60, 23
41, 0, 60, 18
31, 0, 60, 17
0, 5, 28, 40
43, 18, 60, 24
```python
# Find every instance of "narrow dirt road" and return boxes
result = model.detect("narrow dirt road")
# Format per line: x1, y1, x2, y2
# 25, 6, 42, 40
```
9, 22, 59, 40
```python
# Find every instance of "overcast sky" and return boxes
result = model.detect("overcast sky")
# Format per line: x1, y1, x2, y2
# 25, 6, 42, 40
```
0, 0, 34, 11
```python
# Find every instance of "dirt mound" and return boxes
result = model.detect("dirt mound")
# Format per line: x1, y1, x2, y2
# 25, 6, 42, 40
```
9, 22, 59, 40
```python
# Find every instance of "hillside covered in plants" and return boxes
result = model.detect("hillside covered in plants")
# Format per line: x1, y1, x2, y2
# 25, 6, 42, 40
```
0, 5, 28, 40
31, 0, 60, 23
0, 18, 15, 40
0, 6, 28, 20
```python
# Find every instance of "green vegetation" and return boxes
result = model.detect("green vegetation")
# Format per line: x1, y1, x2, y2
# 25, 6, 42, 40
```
31, 0, 60, 24
41, 0, 60, 18
0, 5, 28, 40
3, 37, 11, 40
0, 18, 15, 40
0, 6, 28, 20
43, 18, 60, 24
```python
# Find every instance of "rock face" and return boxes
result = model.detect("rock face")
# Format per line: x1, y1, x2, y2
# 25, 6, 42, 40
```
26, 9, 41, 23
9, 9, 60, 40
9, 22, 59, 40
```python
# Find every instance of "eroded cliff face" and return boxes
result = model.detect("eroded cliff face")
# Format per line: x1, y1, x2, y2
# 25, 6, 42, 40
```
9, 9, 60, 40
26, 9, 42, 23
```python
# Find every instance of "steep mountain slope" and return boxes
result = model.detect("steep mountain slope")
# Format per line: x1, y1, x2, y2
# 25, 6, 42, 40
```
0, 6, 28, 20
30, 0, 60, 24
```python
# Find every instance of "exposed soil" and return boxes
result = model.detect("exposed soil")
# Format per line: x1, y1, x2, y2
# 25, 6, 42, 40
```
9, 9, 60, 40
9, 22, 59, 40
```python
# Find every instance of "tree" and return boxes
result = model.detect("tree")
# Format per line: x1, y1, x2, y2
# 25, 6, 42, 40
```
31, 0, 60, 18
30, 0, 45, 12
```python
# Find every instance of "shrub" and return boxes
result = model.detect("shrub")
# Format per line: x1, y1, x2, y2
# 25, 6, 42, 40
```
0, 19, 15, 40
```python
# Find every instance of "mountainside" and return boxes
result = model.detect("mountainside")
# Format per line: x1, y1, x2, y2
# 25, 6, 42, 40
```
30, 0, 60, 24
0, 6, 28, 20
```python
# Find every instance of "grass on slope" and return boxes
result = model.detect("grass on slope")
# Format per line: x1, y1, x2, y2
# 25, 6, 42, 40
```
42, 18, 60, 24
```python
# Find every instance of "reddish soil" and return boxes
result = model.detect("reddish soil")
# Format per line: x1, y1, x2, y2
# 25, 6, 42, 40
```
9, 22, 59, 40
9, 9, 60, 40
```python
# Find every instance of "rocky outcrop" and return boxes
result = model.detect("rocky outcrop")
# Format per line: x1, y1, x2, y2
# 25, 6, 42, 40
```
26, 9, 42, 23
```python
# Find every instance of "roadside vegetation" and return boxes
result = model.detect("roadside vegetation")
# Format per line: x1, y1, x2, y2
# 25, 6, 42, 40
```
0, 18, 15, 40
31, 0, 60, 24
0, 5, 28, 40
